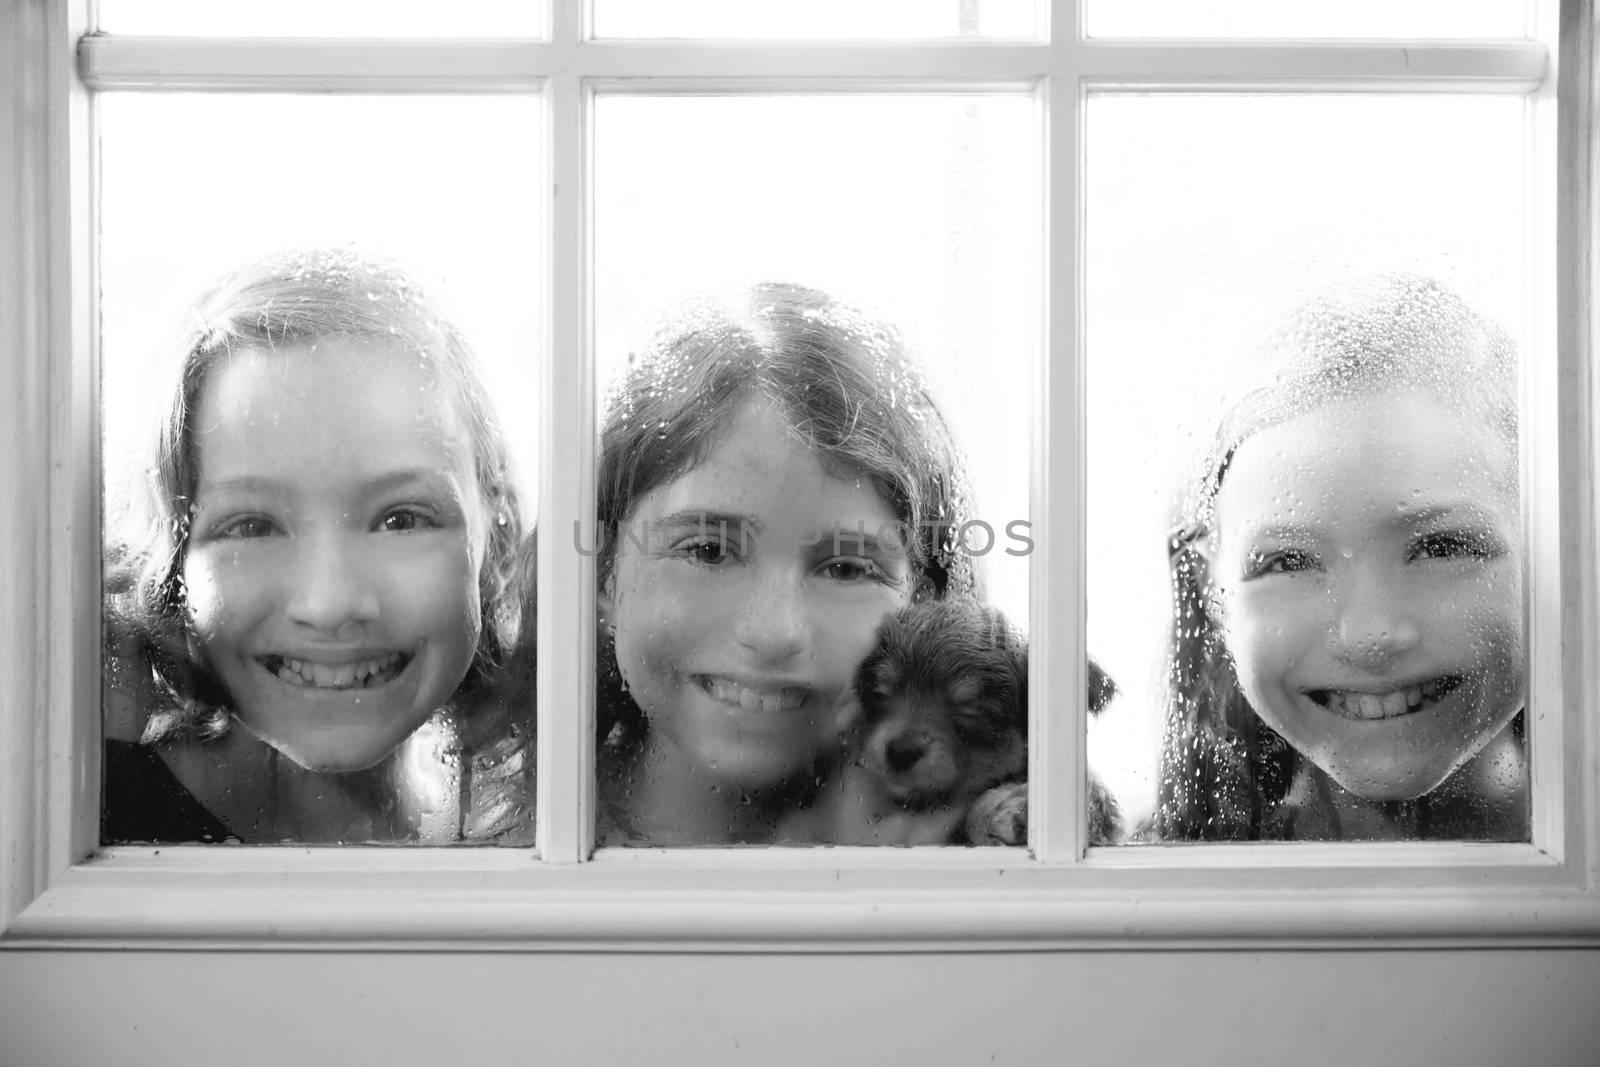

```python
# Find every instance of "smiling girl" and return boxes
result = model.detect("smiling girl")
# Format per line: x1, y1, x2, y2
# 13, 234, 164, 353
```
595, 284, 975, 845
103, 249, 533, 844
1150, 273, 1527, 842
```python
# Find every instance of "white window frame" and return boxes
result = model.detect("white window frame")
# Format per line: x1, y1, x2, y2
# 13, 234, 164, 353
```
3, 0, 1598, 953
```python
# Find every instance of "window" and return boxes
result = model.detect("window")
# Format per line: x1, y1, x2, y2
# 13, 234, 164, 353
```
3, 0, 1599, 958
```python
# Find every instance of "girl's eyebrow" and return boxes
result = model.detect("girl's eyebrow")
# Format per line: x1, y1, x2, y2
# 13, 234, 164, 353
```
192, 474, 287, 501
819, 527, 902, 559
1394, 501, 1507, 528
644, 511, 909, 560
648, 509, 755, 533
361, 467, 468, 498
196, 468, 465, 502
1237, 521, 1318, 543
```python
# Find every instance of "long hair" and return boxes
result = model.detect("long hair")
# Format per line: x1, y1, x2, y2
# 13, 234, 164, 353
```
1149, 273, 1519, 840
105, 247, 531, 839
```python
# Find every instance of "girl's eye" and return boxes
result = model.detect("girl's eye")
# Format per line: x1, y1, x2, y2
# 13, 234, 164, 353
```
214, 515, 278, 540
1411, 530, 1501, 562
377, 507, 438, 534
691, 541, 726, 565
821, 558, 885, 583
1244, 547, 1318, 579
677, 537, 731, 566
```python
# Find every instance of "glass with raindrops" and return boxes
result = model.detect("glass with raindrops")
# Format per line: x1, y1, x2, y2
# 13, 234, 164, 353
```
1086, 94, 1532, 843
99, 93, 541, 845
591, 93, 1040, 846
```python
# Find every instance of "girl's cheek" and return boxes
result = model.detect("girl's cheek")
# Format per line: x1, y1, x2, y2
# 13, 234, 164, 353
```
181, 551, 247, 638
612, 573, 695, 670
365, 532, 479, 623
412, 545, 483, 624
823, 595, 910, 684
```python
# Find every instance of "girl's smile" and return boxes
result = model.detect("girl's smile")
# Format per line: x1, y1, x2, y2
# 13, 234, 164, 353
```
260, 651, 410, 690
183, 340, 488, 772
243, 650, 425, 736
697, 674, 810, 715
1208, 391, 1524, 801
1302, 675, 1462, 721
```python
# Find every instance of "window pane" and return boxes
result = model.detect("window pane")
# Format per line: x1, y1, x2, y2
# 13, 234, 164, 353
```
594, 0, 1038, 40
99, 94, 542, 845
1086, 0, 1525, 39
594, 94, 1038, 846
1086, 94, 1530, 844
97, 0, 542, 37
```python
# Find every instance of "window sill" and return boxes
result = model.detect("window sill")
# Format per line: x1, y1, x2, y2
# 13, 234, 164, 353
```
4, 845, 1598, 952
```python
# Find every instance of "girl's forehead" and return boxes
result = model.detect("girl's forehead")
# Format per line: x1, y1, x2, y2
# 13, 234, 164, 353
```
1215, 393, 1518, 526
206, 339, 457, 417
194, 341, 477, 481
639, 398, 897, 523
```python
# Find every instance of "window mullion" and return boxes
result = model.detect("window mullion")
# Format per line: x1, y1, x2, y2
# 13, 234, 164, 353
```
534, 59, 595, 862
1030, 0, 1085, 862
1555, 0, 1600, 880
76, 36, 551, 92
76, 39, 1545, 93
1071, 39, 1547, 91
58, 0, 100, 872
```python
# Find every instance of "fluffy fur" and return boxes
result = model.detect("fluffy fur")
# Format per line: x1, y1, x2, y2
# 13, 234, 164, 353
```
844, 598, 1123, 846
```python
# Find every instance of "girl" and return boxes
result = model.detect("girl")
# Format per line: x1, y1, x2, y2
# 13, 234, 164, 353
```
595, 283, 977, 845
103, 248, 535, 844
1150, 273, 1527, 842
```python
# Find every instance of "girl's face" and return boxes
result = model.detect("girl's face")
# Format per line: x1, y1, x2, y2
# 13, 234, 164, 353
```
602, 397, 917, 791
182, 340, 488, 772
1207, 392, 1524, 801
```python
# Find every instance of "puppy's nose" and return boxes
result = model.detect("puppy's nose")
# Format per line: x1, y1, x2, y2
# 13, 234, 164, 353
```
884, 735, 927, 773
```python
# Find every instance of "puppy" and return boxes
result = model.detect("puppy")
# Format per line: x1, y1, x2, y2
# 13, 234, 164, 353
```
839, 598, 1122, 846
854, 599, 1028, 811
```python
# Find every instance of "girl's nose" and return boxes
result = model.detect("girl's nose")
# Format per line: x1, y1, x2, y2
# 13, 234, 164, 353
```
283, 533, 380, 635
734, 569, 808, 661
1330, 572, 1421, 672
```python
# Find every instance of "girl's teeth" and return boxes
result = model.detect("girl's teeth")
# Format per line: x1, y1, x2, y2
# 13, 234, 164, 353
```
706, 677, 805, 713
1317, 682, 1448, 721
274, 652, 401, 689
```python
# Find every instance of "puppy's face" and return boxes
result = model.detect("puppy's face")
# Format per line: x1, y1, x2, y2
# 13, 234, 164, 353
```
854, 601, 1028, 808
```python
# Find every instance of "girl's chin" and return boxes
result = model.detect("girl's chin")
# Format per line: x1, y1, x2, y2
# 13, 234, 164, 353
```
234, 709, 434, 774
292, 745, 395, 774
671, 729, 833, 793
1317, 758, 1463, 802
689, 751, 818, 792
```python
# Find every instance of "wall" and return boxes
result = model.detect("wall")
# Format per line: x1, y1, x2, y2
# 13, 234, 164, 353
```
3, 949, 1599, 1065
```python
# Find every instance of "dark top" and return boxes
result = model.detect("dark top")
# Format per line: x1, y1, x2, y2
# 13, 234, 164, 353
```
102, 739, 236, 844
